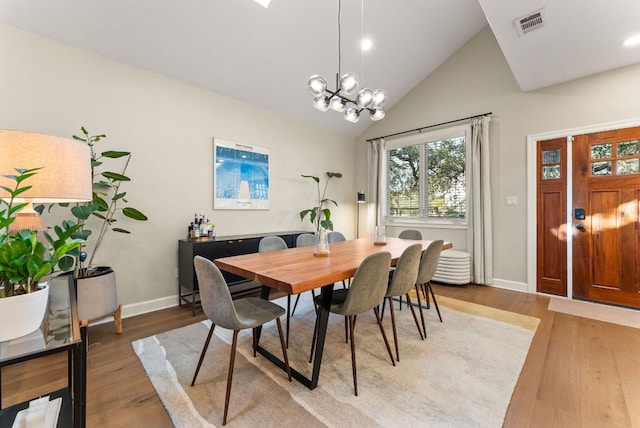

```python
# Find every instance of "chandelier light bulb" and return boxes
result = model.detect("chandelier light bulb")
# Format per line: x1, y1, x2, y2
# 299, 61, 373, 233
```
344, 106, 360, 123
312, 94, 330, 112
308, 75, 327, 95
370, 107, 386, 121
356, 88, 373, 108
339, 72, 360, 95
330, 97, 347, 112
371, 89, 387, 107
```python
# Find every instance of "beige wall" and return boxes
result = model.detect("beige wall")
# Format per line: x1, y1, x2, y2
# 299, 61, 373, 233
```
358, 27, 640, 290
0, 23, 355, 314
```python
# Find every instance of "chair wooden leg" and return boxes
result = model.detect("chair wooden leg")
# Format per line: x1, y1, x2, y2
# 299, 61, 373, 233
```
388, 297, 399, 361
373, 306, 396, 367
428, 282, 443, 322
252, 328, 257, 357
191, 323, 216, 386
348, 315, 358, 396
414, 284, 427, 338
381, 297, 387, 320
113, 304, 123, 334
405, 294, 424, 340
223, 331, 239, 426
275, 318, 292, 381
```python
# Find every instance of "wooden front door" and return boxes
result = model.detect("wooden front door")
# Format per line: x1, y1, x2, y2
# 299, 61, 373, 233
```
536, 138, 568, 296
572, 127, 640, 308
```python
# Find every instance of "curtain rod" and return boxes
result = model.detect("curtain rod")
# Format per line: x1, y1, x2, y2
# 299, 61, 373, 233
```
366, 112, 492, 142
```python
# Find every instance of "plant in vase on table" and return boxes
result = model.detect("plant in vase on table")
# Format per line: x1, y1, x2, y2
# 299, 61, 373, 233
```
0, 168, 84, 341
38, 127, 148, 333
299, 171, 342, 256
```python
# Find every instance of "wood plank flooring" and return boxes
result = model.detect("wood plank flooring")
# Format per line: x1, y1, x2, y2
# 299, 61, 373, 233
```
2, 284, 639, 427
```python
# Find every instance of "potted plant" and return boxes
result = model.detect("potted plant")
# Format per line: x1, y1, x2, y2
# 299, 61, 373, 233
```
0, 168, 84, 341
38, 127, 148, 333
299, 171, 342, 256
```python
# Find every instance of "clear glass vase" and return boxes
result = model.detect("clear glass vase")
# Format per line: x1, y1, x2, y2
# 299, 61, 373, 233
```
314, 229, 330, 256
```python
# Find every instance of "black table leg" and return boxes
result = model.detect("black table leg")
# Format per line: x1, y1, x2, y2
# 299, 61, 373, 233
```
255, 284, 333, 390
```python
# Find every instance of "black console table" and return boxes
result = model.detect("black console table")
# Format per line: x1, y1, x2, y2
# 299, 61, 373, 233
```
178, 231, 304, 316
0, 273, 87, 427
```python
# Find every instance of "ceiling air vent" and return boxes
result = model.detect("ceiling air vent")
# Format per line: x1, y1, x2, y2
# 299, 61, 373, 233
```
515, 9, 546, 36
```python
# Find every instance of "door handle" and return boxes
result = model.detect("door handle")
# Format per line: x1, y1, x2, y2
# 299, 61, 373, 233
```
575, 223, 585, 231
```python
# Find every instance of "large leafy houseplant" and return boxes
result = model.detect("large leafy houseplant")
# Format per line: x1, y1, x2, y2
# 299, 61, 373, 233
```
0, 168, 83, 297
38, 127, 148, 273
299, 171, 343, 232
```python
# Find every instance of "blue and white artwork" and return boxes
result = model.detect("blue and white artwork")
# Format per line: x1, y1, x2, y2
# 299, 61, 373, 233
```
213, 139, 270, 209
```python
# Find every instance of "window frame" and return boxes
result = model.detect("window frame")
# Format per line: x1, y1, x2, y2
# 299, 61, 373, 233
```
384, 124, 471, 229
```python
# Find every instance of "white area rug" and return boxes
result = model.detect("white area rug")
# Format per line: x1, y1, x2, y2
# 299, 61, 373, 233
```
133, 295, 538, 427
548, 297, 640, 329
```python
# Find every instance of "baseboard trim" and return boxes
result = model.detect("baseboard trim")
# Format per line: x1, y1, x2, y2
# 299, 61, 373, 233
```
490, 278, 529, 293
87, 295, 179, 327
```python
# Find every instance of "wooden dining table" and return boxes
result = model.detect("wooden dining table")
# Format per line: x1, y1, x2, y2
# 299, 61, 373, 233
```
214, 236, 452, 390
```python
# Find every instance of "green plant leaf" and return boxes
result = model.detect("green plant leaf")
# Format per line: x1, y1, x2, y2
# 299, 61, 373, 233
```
71, 204, 96, 220
102, 151, 130, 158
112, 227, 131, 234
301, 174, 320, 183
122, 207, 148, 221
102, 171, 130, 182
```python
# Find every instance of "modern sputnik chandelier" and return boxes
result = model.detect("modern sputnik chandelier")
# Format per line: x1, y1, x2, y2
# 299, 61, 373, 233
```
307, 0, 387, 123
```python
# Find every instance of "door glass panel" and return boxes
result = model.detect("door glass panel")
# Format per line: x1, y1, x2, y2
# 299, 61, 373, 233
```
543, 149, 560, 164
617, 158, 640, 175
542, 165, 560, 179
591, 161, 612, 176
617, 140, 639, 157
591, 144, 612, 159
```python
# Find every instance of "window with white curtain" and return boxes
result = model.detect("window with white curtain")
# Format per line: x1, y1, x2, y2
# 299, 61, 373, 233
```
385, 124, 470, 225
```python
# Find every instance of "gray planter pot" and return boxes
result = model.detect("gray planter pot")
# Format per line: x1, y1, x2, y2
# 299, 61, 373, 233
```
76, 266, 122, 333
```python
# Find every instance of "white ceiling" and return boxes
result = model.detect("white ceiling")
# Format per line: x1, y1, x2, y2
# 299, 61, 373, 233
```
1, 0, 639, 138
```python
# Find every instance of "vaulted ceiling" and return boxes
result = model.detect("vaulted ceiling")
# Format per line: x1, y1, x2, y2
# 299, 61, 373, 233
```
1, 0, 639, 138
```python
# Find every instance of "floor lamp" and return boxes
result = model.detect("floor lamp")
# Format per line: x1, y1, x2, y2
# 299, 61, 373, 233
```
356, 191, 365, 238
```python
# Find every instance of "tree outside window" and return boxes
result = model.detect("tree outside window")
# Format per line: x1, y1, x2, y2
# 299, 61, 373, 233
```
387, 135, 466, 221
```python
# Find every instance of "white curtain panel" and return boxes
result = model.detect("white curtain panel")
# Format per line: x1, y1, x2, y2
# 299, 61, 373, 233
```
468, 116, 493, 284
367, 138, 386, 238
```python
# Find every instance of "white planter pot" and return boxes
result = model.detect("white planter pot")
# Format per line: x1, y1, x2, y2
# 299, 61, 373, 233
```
77, 267, 119, 322
0, 283, 49, 342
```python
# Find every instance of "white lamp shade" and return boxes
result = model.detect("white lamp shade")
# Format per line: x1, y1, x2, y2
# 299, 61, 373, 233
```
372, 89, 387, 107
312, 94, 330, 112
344, 107, 360, 123
339, 72, 360, 95
0, 129, 92, 203
370, 107, 386, 121
356, 88, 374, 108
307, 75, 327, 95
329, 97, 346, 112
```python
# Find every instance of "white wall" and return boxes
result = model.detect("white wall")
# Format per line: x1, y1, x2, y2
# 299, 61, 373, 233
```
0, 23, 355, 313
358, 27, 640, 291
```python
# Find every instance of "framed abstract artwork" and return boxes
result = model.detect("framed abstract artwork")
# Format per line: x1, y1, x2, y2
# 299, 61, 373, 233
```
213, 138, 270, 209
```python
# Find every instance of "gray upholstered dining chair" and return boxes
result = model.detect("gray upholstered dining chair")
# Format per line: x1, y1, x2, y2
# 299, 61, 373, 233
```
326, 231, 350, 288
415, 240, 444, 337
290, 233, 317, 316
398, 229, 422, 240
258, 235, 296, 346
383, 243, 423, 361
190, 256, 291, 426
327, 230, 346, 243
296, 232, 315, 247
309, 251, 395, 396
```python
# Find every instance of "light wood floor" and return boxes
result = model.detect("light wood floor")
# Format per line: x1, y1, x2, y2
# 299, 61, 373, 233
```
3, 284, 639, 427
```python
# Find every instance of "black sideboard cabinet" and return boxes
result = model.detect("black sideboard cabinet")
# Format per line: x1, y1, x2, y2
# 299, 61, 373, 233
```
178, 231, 304, 316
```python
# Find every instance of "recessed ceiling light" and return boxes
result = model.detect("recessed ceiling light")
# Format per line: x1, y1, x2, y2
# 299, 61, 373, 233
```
253, 0, 271, 8
622, 34, 640, 47
361, 38, 373, 51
